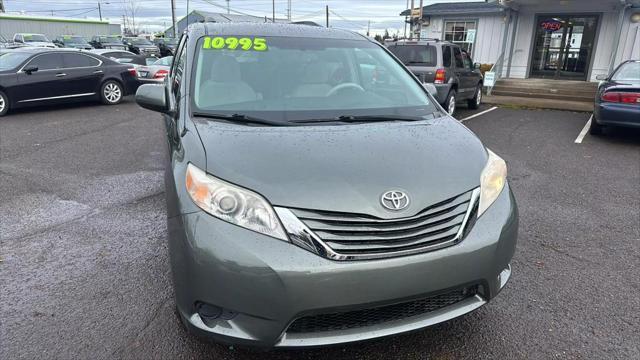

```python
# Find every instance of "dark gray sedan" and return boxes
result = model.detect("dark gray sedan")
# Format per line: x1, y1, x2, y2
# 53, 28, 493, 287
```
591, 60, 640, 135
135, 23, 517, 347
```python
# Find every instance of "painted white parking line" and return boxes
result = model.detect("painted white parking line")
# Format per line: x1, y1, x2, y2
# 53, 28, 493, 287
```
574, 115, 593, 144
460, 106, 499, 122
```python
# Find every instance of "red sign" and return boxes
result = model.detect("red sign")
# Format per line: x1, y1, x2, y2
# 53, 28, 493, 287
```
541, 20, 563, 32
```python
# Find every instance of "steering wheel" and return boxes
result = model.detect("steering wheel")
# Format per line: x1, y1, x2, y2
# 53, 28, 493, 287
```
326, 83, 365, 97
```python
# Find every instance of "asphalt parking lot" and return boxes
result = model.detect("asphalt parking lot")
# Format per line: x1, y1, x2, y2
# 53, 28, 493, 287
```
1, 99, 639, 359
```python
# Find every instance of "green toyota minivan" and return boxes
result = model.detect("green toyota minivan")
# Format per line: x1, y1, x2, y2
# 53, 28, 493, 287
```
136, 22, 518, 347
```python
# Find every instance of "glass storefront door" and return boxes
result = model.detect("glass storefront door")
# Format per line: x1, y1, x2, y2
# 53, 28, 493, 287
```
530, 15, 599, 80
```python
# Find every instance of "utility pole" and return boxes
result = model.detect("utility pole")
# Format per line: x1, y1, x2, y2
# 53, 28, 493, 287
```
171, 0, 177, 37
417, 0, 424, 40
286, 0, 291, 21
0, 0, 5, 13
98, 2, 102, 21
272, 0, 275, 22
403, 0, 408, 39
367, 20, 370, 37
326, 5, 329, 27
226, 0, 230, 14
409, 0, 414, 39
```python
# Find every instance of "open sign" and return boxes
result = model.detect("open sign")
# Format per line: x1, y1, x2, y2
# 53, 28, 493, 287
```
541, 20, 563, 32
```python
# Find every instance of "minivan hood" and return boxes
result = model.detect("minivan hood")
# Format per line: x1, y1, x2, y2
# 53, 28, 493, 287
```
193, 117, 488, 218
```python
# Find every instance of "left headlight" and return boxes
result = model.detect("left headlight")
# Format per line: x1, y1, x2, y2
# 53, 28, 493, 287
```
478, 149, 507, 217
185, 163, 288, 240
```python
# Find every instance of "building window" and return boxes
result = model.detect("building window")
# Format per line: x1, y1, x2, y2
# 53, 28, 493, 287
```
444, 20, 477, 55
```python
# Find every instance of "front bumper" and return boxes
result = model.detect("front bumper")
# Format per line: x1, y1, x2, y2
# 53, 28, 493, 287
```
168, 184, 518, 347
594, 103, 640, 128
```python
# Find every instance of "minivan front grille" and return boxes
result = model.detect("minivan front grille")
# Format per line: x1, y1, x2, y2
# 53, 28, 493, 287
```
287, 286, 478, 333
289, 188, 479, 260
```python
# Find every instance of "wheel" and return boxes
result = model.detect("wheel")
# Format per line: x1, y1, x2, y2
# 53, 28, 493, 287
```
444, 90, 457, 116
100, 81, 123, 105
468, 85, 482, 109
589, 117, 604, 135
0, 91, 8, 117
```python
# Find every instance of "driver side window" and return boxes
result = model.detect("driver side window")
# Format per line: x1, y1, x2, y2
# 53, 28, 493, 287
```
461, 51, 473, 70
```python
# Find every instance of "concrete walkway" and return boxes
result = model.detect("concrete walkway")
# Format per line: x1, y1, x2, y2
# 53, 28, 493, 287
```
484, 94, 594, 112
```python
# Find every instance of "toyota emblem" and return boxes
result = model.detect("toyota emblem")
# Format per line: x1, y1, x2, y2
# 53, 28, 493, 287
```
381, 191, 410, 211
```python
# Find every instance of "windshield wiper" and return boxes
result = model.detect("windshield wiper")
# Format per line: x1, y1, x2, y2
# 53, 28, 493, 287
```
192, 112, 295, 127
291, 114, 435, 125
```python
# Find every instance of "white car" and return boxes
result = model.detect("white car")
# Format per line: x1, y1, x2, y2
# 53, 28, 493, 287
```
13, 33, 56, 48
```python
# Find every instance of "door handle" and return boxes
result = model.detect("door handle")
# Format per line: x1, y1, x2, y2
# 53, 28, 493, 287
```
93, 70, 104, 74
55, 73, 67, 77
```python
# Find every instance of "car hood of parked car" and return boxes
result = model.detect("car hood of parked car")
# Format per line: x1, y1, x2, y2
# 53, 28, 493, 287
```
191, 116, 488, 218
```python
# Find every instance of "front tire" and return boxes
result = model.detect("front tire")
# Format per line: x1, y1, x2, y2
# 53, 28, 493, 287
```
445, 90, 457, 116
468, 85, 482, 109
0, 90, 9, 117
101, 81, 123, 105
589, 117, 604, 135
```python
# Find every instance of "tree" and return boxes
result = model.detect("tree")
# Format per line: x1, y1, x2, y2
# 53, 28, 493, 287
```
123, 0, 140, 35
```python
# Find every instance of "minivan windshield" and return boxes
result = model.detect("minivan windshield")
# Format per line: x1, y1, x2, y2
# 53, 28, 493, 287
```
99, 36, 121, 43
192, 36, 437, 122
24, 34, 49, 42
129, 38, 152, 45
387, 44, 437, 66
63, 36, 89, 45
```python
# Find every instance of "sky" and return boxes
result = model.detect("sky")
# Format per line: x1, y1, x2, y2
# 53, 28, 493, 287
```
3, 0, 477, 35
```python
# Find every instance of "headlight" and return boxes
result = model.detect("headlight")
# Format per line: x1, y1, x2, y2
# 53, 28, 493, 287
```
478, 149, 507, 217
185, 163, 288, 240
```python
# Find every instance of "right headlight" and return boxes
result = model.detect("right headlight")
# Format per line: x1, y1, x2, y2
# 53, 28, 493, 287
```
478, 149, 507, 217
185, 163, 288, 240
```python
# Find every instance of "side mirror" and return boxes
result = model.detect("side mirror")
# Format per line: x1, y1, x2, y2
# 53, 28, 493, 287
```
424, 83, 438, 97
23, 66, 38, 74
474, 62, 481, 70
136, 84, 172, 114
595, 74, 608, 81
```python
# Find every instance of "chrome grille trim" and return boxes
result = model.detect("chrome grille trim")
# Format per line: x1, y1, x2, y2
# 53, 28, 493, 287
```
275, 188, 480, 261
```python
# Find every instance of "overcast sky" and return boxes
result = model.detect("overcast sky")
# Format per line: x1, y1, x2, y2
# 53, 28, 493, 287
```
4, 0, 476, 35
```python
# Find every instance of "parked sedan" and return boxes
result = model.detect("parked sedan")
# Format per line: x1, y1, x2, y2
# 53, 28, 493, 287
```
53, 35, 94, 50
591, 60, 640, 134
0, 48, 139, 117
90, 49, 147, 66
136, 56, 172, 83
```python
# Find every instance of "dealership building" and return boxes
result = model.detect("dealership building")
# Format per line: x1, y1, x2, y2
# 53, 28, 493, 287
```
0, 14, 121, 39
403, 0, 640, 82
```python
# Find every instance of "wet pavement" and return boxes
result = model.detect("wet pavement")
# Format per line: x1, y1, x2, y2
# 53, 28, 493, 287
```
1, 99, 638, 359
